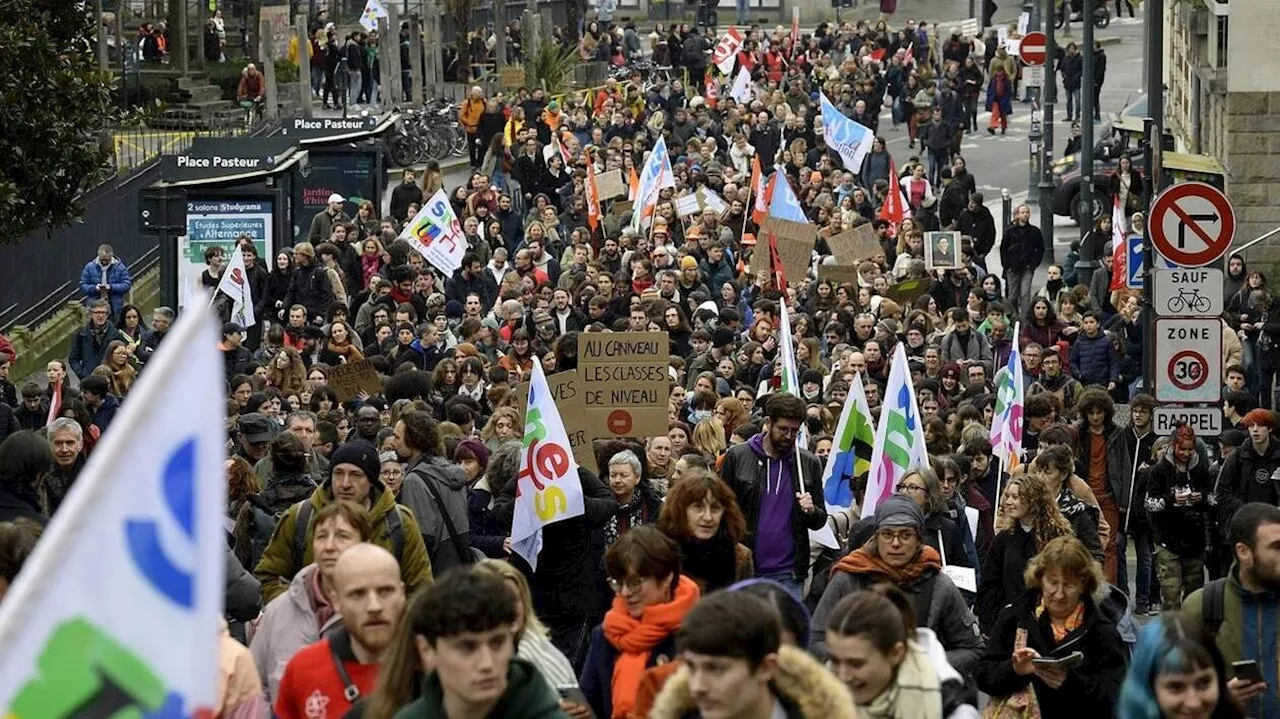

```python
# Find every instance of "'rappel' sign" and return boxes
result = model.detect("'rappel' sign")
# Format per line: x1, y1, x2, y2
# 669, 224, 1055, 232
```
1149, 182, 1235, 268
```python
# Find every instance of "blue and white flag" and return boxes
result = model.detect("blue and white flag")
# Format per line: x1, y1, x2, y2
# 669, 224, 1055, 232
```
630, 135, 676, 231
0, 299, 226, 717
512, 359, 586, 572
820, 92, 876, 172
767, 171, 808, 224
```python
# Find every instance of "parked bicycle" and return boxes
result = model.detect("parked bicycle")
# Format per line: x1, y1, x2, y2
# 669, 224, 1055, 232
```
386, 98, 466, 167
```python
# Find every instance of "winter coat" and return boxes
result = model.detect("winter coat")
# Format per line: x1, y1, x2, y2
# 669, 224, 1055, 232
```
975, 527, 1040, 633
1214, 438, 1280, 529
68, 322, 123, 378
999, 222, 1045, 273
1068, 330, 1118, 387
79, 257, 133, 317
939, 330, 994, 376
650, 646, 856, 719
1144, 450, 1212, 556
718, 437, 827, 584
959, 205, 998, 260
389, 180, 424, 222
398, 455, 474, 574
1183, 564, 1280, 719
248, 563, 343, 700
466, 476, 507, 559
253, 480, 433, 603
985, 74, 1013, 116
972, 591, 1126, 719
283, 263, 335, 322
1059, 52, 1083, 91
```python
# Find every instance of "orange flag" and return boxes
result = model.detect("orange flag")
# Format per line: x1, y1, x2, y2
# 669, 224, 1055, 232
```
750, 155, 770, 225
585, 161, 601, 233
628, 166, 640, 201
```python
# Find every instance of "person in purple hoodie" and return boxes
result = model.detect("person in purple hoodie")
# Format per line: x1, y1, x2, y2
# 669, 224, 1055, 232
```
718, 394, 826, 600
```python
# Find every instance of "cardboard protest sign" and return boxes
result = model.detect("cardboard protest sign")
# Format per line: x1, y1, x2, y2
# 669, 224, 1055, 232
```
885, 277, 935, 305
500, 66, 527, 89
579, 332, 670, 439
763, 217, 816, 286
596, 168, 627, 199
514, 369, 598, 473
675, 193, 702, 218
828, 223, 881, 263
328, 359, 382, 401
611, 199, 634, 217
818, 264, 861, 285
697, 187, 728, 215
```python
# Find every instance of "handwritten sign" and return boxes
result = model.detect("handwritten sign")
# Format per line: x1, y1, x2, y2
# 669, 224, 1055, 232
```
697, 187, 728, 216
595, 168, 627, 199
818, 264, 860, 285
500, 65, 527, 89
328, 359, 382, 401
828, 223, 881, 263
675, 193, 702, 218
579, 332, 670, 439
515, 370, 598, 473
763, 217, 816, 286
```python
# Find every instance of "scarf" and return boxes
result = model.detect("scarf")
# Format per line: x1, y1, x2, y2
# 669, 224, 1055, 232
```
857, 643, 942, 719
679, 536, 738, 592
308, 566, 336, 630
361, 254, 382, 287
1036, 599, 1084, 643
831, 544, 943, 585
602, 574, 701, 718
604, 492, 646, 547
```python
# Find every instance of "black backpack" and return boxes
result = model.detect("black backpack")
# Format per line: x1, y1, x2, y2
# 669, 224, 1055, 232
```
293, 500, 405, 570
1201, 577, 1229, 636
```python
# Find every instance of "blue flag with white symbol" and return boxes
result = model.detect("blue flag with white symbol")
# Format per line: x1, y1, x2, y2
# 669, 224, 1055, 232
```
820, 92, 875, 172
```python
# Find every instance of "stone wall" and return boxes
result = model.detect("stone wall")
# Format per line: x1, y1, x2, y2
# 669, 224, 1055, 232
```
1226, 92, 1280, 263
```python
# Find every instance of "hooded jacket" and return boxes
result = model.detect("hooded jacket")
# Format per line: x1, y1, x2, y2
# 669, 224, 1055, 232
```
398, 455, 474, 574
253, 479, 433, 603
719, 436, 827, 583
810, 545, 983, 674
395, 657, 566, 719
1215, 437, 1280, 527
248, 563, 343, 700
1144, 446, 1213, 555
649, 645, 856, 719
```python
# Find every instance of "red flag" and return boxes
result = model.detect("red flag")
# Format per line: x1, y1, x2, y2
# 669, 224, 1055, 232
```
1109, 196, 1128, 292
704, 69, 719, 108
879, 157, 907, 233
585, 162, 601, 233
46, 378, 62, 427
903, 43, 915, 68
789, 9, 800, 54
869, 47, 887, 62
769, 230, 787, 290
751, 157, 772, 225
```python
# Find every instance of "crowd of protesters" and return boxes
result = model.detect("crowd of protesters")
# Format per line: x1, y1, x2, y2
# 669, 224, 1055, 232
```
0, 9, 1278, 719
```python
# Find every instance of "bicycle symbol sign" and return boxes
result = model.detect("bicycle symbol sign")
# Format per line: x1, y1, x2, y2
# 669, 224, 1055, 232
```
1153, 268, 1224, 318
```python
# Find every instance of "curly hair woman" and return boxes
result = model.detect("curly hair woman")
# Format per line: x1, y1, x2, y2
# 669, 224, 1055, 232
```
975, 472, 1074, 633
265, 346, 307, 397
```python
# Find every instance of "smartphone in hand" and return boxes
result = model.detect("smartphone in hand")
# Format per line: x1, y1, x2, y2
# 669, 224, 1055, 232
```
1233, 660, 1265, 685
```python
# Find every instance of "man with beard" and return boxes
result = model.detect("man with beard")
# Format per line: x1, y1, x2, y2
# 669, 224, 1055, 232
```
1184, 503, 1280, 717
274, 543, 407, 718
718, 394, 826, 598
1028, 347, 1081, 409
598, 236, 623, 276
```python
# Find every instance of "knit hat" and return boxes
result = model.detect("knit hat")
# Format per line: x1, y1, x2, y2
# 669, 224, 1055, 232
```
330, 440, 382, 485
873, 495, 925, 530
454, 438, 491, 471
711, 327, 737, 348
680, 256, 699, 270
445, 300, 464, 319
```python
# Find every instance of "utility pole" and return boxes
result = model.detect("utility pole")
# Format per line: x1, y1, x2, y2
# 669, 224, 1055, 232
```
1141, 0, 1165, 393
1027, 0, 1042, 208
1078, 0, 1094, 238
1040, 0, 1056, 264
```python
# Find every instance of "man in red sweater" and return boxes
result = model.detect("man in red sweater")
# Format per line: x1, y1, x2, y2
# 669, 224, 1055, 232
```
274, 543, 407, 718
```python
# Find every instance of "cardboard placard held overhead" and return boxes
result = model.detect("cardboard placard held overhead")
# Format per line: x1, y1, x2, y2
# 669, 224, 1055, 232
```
697, 187, 728, 215
514, 369, 598, 473
595, 168, 627, 199
885, 277, 935, 305
675, 193, 702, 217
828, 223, 881, 263
818, 264, 861, 285
328, 359, 383, 401
579, 332, 670, 439
610, 199, 634, 217
763, 217, 816, 286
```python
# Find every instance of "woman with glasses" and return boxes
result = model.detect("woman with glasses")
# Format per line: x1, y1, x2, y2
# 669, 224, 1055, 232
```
972, 536, 1127, 719
850, 467, 977, 575
579, 526, 701, 719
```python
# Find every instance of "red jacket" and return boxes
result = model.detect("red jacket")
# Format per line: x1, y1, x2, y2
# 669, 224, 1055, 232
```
0, 333, 13, 363
274, 632, 379, 719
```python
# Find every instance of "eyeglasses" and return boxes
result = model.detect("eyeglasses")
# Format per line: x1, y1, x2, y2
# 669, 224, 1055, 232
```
607, 576, 647, 594
896, 481, 926, 494
380, 468, 404, 478
876, 528, 918, 544
941, 474, 959, 484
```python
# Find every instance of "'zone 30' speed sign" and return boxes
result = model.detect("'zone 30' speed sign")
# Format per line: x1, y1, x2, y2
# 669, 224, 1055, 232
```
1154, 318, 1223, 403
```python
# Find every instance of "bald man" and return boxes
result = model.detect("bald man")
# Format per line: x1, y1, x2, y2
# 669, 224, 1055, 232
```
274, 543, 406, 718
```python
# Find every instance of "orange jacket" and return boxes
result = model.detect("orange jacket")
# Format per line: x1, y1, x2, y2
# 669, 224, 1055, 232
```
459, 97, 485, 133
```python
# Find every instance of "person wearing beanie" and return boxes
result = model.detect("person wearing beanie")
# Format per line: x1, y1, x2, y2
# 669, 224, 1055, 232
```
1215, 408, 1280, 528
253, 439, 434, 604
810, 494, 983, 673
683, 326, 739, 391
676, 254, 710, 300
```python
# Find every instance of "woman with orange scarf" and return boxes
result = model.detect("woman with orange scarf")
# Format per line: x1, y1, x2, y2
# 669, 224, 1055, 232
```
580, 526, 701, 719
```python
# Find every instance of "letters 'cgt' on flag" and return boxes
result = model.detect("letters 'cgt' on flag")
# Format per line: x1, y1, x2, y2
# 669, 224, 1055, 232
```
0, 298, 226, 717
629, 135, 676, 232
820, 92, 876, 173
990, 324, 1026, 473
215, 246, 256, 328
400, 188, 468, 275
822, 372, 875, 509
511, 359, 587, 571
862, 343, 929, 518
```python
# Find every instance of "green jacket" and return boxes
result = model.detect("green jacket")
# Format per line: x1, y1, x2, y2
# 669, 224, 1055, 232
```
253, 481, 433, 604
394, 657, 568, 719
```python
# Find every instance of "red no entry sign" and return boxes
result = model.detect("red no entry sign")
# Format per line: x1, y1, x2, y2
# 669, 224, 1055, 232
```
1150, 182, 1235, 267
1020, 31, 1047, 66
